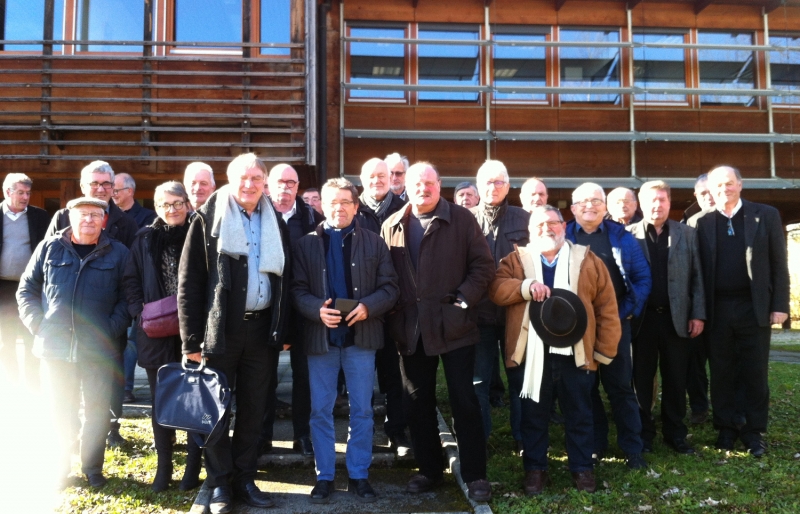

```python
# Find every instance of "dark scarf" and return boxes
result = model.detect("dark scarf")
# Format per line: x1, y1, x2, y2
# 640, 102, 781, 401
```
323, 219, 355, 347
360, 190, 394, 221
149, 217, 191, 285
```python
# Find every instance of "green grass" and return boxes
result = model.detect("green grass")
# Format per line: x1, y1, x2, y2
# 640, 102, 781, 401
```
771, 344, 800, 353
439, 361, 800, 513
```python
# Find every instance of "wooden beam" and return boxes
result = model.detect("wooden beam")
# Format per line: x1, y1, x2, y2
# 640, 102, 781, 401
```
695, 0, 714, 14
627, 0, 643, 9
555, 0, 568, 10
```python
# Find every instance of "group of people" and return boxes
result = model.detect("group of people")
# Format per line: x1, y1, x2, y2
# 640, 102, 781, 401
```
0, 151, 789, 512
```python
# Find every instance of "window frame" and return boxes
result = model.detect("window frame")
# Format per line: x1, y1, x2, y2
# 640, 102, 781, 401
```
345, 21, 410, 104
490, 24, 552, 106
631, 28, 692, 107
695, 29, 759, 108
555, 26, 624, 107
768, 32, 800, 108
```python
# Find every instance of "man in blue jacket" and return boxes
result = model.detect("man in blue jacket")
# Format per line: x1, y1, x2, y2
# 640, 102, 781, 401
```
565, 183, 651, 469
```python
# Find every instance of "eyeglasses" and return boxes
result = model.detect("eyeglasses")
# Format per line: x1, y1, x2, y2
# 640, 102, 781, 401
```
159, 201, 186, 211
485, 180, 507, 188
78, 212, 104, 221
328, 200, 355, 208
112, 187, 130, 195
390, 171, 406, 177
87, 181, 113, 190
727, 217, 735, 237
276, 179, 298, 189
573, 198, 604, 207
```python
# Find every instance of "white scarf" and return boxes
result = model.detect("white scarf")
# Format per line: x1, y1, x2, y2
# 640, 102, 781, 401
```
211, 184, 285, 276
521, 243, 572, 402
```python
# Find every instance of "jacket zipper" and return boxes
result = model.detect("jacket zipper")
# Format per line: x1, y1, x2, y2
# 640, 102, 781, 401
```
68, 239, 109, 363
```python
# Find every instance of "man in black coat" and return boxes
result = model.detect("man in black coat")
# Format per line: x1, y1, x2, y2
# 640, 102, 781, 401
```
179, 153, 291, 514
688, 165, 790, 457
0, 173, 49, 389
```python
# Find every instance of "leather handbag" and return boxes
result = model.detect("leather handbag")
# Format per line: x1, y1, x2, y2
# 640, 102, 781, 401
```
154, 357, 231, 448
141, 294, 179, 338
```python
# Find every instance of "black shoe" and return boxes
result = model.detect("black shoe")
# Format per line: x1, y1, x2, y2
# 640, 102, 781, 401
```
86, 473, 107, 488
123, 390, 137, 403
348, 478, 377, 502
259, 440, 274, 455
209, 486, 233, 514
309, 480, 334, 504
665, 438, 695, 455
626, 453, 647, 470
233, 480, 275, 508
406, 473, 443, 493
690, 409, 709, 425
467, 479, 492, 502
746, 438, 767, 458
715, 431, 736, 451
293, 435, 314, 456
642, 440, 653, 453
389, 433, 412, 457
107, 427, 126, 448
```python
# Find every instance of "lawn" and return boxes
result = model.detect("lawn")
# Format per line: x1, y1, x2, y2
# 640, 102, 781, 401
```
457, 361, 800, 513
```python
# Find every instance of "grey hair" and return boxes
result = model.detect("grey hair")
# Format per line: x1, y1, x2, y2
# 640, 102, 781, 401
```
80, 160, 114, 184
384, 152, 409, 171
184, 162, 216, 186
571, 182, 606, 204
321, 178, 359, 205
694, 173, 708, 187
116, 172, 136, 192
3, 173, 32, 192
154, 181, 189, 205
227, 153, 267, 180
454, 181, 478, 195
531, 204, 564, 222
476, 159, 509, 183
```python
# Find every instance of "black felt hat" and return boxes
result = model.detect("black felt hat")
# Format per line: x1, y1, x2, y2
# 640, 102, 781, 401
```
528, 288, 588, 348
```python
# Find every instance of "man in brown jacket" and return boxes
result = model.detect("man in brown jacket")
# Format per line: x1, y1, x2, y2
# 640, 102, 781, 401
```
381, 162, 495, 502
489, 205, 621, 495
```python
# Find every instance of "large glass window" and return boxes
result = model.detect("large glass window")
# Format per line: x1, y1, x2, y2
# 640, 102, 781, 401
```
260, 0, 290, 56
697, 31, 755, 106
493, 27, 547, 102
77, 0, 143, 52
418, 24, 480, 102
1, 0, 64, 51
770, 34, 800, 105
632, 32, 686, 102
559, 28, 621, 103
176, 0, 242, 45
349, 26, 406, 100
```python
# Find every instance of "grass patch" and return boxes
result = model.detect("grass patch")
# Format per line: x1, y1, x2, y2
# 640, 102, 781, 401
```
438, 361, 800, 513
771, 344, 800, 353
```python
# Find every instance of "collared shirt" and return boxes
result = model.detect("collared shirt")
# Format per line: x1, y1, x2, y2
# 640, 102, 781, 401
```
645, 221, 670, 308
240, 205, 271, 311
540, 254, 558, 289
716, 198, 743, 218
280, 202, 297, 223
2, 201, 27, 222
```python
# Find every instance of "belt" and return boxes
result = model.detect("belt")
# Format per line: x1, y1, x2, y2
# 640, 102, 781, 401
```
647, 305, 670, 314
243, 309, 268, 321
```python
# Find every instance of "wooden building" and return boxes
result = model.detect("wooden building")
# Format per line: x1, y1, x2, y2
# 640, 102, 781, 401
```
1, 0, 800, 222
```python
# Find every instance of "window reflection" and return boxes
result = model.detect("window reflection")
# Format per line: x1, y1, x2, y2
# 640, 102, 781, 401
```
560, 29, 621, 104
493, 28, 547, 102
770, 34, 800, 105
633, 32, 686, 102
77, 0, 143, 52
418, 25, 480, 102
176, 0, 242, 45
261, 0, 290, 56
1, 0, 64, 51
698, 31, 755, 106
350, 27, 406, 100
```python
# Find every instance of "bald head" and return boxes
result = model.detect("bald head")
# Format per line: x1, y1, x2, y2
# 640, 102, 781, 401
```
268, 163, 299, 213
706, 165, 742, 211
360, 158, 390, 201
520, 177, 548, 212
406, 162, 440, 215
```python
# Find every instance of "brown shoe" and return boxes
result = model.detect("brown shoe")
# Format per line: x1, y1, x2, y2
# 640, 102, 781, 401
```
406, 473, 442, 494
571, 470, 596, 493
524, 470, 550, 495
467, 479, 492, 502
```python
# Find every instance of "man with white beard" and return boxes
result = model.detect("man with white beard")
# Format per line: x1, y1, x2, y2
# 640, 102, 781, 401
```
489, 205, 621, 494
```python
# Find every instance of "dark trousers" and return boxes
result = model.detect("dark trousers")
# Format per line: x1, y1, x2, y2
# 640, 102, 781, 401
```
0, 280, 38, 389
686, 333, 710, 415
592, 319, 643, 455
508, 354, 595, 473
474, 324, 503, 441
109, 339, 125, 428
261, 342, 311, 444
633, 308, 691, 444
41, 358, 113, 477
145, 368, 202, 458
708, 297, 771, 442
204, 312, 276, 487
400, 343, 486, 483
375, 334, 407, 437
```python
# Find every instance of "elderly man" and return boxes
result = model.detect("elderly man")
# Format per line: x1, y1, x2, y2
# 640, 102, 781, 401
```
688, 166, 789, 457
453, 182, 480, 209
470, 160, 530, 443
47, 160, 139, 446
627, 181, 705, 454
357, 157, 410, 454
382, 162, 495, 502
292, 178, 399, 503
302, 188, 323, 215
113, 173, 156, 229
520, 178, 548, 213
0, 173, 49, 389
179, 153, 291, 513
18, 197, 130, 489
260, 163, 323, 457
566, 182, 651, 469
183, 161, 217, 210
489, 205, 620, 494
385, 152, 408, 200
607, 187, 640, 226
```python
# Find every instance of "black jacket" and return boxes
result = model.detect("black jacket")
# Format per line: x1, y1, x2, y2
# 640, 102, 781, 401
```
178, 191, 292, 355
47, 199, 139, 249
0, 203, 50, 256
356, 193, 407, 235
283, 197, 325, 244
123, 201, 158, 229
470, 201, 531, 325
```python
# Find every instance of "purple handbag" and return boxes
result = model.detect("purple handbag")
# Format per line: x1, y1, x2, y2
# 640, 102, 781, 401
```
141, 294, 180, 338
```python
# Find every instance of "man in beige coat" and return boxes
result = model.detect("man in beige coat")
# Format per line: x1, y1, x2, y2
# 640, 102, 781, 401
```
489, 205, 621, 495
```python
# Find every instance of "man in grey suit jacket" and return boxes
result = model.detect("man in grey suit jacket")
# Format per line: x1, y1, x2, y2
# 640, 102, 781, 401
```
628, 181, 705, 455
688, 166, 789, 457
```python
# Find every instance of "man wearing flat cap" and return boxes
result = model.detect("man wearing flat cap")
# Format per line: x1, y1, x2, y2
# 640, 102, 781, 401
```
489, 205, 621, 495
17, 197, 130, 489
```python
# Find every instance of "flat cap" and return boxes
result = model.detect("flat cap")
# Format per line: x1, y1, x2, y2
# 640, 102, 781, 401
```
66, 197, 108, 210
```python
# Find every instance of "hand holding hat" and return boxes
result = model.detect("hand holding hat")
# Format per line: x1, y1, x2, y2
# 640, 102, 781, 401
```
529, 288, 588, 348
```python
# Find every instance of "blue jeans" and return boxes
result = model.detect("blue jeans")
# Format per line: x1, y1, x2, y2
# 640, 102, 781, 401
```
508, 354, 595, 473
474, 325, 503, 441
308, 345, 376, 481
592, 319, 643, 455
123, 325, 137, 393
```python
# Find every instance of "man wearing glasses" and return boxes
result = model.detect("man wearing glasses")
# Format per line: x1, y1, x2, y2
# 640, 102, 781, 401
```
385, 152, 409, 201
688, 165, 789, 457
565, 183, 651, 470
